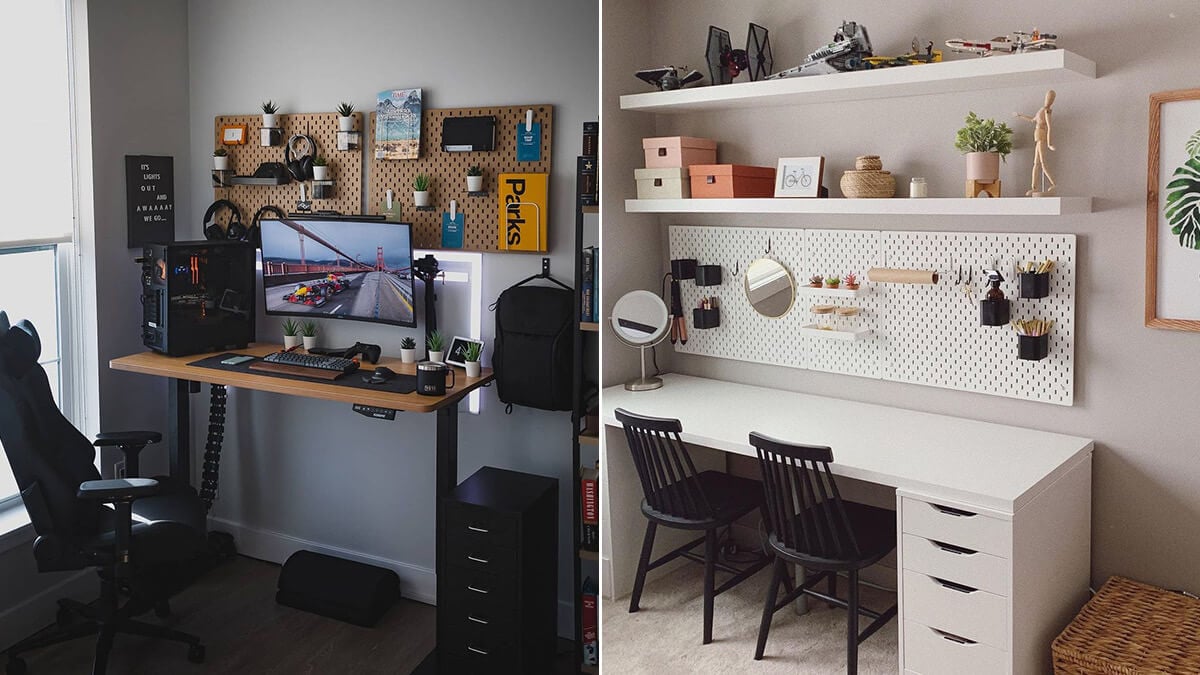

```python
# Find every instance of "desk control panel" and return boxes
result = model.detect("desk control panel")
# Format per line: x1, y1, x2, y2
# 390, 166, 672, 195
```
353, 403, 398, 420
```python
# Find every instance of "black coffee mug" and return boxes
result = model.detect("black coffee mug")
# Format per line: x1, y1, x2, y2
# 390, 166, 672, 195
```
416, 362, 455, 396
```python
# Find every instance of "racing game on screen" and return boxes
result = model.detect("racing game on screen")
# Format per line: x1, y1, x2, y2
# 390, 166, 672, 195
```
260, 218, 415, 327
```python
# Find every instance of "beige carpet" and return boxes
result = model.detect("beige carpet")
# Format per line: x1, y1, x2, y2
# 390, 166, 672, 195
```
602, 563, 899, 674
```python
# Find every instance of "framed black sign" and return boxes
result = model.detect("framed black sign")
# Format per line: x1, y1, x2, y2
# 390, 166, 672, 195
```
125, 155, 174, 247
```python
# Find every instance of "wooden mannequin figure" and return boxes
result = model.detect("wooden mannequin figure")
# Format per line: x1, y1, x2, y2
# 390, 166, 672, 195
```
1015, 89, 1056, 196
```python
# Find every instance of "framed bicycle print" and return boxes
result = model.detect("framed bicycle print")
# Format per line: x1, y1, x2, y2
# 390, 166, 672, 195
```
1147, 88, 1200, 331
775, 156, 824, 198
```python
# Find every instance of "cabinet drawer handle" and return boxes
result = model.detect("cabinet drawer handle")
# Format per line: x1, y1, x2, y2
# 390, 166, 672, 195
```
467, 586, 489, 595
468, 615, 489, 625
932, 576, 978, 594
931, 540, 978, 555
931, 627, 977, 645
930, 503, 977, 518
467, 555, 490, 564
467, 646, 489, 656
467, 525, 490, 533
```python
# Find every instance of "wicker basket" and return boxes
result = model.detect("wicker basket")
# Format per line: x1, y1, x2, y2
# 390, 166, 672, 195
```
1052, 575, 1200, 674
840, 170, 895, 198
855, 155, 883, 171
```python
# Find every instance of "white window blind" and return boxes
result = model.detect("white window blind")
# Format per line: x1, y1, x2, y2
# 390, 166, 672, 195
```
0, 0, 73, 248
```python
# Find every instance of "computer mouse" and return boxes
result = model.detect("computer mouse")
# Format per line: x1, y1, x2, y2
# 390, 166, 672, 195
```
363, 366, 396, 384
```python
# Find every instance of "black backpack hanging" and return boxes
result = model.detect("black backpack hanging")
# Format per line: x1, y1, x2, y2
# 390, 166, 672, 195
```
493, 265, 574, 412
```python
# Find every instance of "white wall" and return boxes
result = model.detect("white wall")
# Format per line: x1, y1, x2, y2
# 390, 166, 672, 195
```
186, 0, 597, 634
603, 0, 1200, 595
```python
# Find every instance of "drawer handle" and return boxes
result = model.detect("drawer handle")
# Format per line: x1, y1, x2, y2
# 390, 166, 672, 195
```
930, 503, 977, 518
467, 555, 490, 565
932, 576, 978, 594
467, 586, 489, 595
931, 627, 977, 645
467, 646, 489, 656
467, 525, 490, 534
468, 615, 489, 625
931, 540, 978, 556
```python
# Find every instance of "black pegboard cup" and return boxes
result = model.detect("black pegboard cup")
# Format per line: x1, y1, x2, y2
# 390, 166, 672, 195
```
693, 307, 720, 329
694, 265, 722, 287
1018, 333, 1050, 361
980, 299, 1011, 326
671, 258, 697, 280
1019, 272, 1051, 299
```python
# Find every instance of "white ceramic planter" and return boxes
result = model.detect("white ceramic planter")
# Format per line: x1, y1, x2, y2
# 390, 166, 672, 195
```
414, 191, 430, 207
965, 152, 1000, 182
262, 113, 278, 128
283, 335, 302, 349
428, 350, 444, 363
400, 348, 416, 364
465, 361, 481, 378
313, 165, 330, 180
213, 156, 230, 171
338, 116, 354, 132
302, 336, 318, 350
467, 175, 483, 192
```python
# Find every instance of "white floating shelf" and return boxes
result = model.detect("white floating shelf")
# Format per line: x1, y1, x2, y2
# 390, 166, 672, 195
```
625, 197, 1092, 216
800, 325, 874, 342
620, 50, 1096, 113
800, 286, 867, 298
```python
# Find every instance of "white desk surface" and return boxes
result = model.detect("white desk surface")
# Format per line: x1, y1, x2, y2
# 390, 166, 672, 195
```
602, 374, 1093, 513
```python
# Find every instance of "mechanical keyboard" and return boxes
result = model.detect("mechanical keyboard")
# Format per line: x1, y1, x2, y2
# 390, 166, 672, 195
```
262, 350, 359, 375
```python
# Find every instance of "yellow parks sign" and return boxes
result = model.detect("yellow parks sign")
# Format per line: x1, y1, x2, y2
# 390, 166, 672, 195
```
497, 173, 549, 251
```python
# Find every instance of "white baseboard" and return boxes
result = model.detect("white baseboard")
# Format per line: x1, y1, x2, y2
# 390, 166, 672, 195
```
208, 517, 437, 606
0, 571, 92, 651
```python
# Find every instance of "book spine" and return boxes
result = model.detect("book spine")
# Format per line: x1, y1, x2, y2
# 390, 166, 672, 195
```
589, 247, 599, 322
582, 587, 598, 665
581, 248, 594, 322
581, 473, 598, 523
582, 121, 598, 157
577, 156, 598, 205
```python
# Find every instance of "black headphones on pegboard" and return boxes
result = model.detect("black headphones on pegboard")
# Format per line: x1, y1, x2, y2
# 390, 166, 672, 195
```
203, 199, 246, 241
285, 134, 317, 181
249, 205, 286, 247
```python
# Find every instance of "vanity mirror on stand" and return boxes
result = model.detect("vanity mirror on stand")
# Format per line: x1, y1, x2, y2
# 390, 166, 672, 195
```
610, 290, 670, 391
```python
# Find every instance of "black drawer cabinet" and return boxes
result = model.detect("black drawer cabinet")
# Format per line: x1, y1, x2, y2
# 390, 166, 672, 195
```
439, 466, 557, 674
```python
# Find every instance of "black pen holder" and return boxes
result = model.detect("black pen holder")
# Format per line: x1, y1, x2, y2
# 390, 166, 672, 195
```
1019, 272, 1050, 299
694, 265, 722, 287
693, 307, 720, 329
312, 180, 334, 200
980, 299, 1011, 326
1018, 334, 1049, 361
671, 258, 697, 281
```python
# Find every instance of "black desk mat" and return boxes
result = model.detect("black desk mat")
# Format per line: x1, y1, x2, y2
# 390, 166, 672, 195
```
188, 353, 417, 394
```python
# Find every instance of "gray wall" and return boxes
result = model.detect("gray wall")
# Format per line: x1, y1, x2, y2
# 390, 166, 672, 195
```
603, 0, 1200, 594
186, 0, 597, 632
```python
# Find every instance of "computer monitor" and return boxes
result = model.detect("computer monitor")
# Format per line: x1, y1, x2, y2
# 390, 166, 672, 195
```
260, 217, 416, 328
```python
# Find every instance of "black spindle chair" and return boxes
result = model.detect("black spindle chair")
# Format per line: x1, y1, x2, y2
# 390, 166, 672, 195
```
749, 431, 898, 673
615, 408, 771, 644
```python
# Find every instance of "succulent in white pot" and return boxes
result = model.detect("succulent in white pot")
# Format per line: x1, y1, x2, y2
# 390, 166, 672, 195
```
312, 156, 329, 181
466, 165, 484, 192
336, 102, 354, 132
399, 336, 417, 364
282, 318, 302, 349
413, 173, 432, 207
955, 112, 1013, 183
213, 147, 230, 171
462, 341, 483, 378
261, 100, 279, 128
426, 330, 444, 363
300, 321, 319, 350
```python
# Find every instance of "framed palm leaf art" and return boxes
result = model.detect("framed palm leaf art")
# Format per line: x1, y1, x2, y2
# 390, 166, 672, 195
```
1147, 89, 1200, 330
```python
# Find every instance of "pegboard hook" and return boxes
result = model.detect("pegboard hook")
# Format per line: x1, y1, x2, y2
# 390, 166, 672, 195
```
765, 236, 772, 255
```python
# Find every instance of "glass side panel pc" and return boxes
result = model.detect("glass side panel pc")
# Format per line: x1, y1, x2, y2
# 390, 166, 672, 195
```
259, 218, 416, 328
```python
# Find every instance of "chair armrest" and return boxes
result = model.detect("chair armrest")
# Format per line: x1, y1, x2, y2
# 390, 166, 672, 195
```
93, 431, 162, 447
77, 478, 160, 501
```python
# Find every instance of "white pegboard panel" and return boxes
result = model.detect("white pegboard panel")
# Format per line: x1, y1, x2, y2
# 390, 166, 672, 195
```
668, 226, 1076, 406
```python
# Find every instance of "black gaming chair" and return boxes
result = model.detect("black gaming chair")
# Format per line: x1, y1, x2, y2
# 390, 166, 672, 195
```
0, 312, 208, 675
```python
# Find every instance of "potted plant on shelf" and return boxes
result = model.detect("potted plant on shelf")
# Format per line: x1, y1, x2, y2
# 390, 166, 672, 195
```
955, 111, 1013, 193
413, 173, 432, 207
844, 272, 859, 290
426, 330, 445, 362
282, 318, 302, 349
336, 102, 354, 131
825, 275, 841, 289
466, 165, 484, 193
213, 148, 230, 171
809, 274, 824, 288
462, 342, 483, 378
312, 156, 329, 181
301, 321, 318, 350
400, 336, 417, 364
261, 100, 279, 128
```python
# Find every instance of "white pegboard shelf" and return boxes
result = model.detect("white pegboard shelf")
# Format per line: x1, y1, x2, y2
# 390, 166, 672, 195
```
620, 49, 1096, 113
625, 197, 1092, 216
799, 285, 868, 298
800, 325, 873, 341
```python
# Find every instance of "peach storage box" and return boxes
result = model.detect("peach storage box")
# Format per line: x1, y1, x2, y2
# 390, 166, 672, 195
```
689, 164, 776, 198
642, 136, 717, 169
635, 167, 690, 199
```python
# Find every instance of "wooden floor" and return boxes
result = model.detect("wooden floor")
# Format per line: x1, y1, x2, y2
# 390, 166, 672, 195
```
17, 556, 578, 674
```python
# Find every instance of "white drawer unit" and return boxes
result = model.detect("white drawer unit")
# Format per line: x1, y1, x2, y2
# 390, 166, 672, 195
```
901, 496, 1011, 558
902, 570, 1009, 650
901, 533, 1011, 596
903, 620, 1008, 675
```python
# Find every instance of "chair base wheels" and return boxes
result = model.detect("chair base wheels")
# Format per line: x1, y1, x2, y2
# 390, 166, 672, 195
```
6, 657, 26, 675
187, 644, 205, 664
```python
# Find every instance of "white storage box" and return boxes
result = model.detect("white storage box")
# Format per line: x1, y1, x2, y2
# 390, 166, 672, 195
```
635, 167, 690, 199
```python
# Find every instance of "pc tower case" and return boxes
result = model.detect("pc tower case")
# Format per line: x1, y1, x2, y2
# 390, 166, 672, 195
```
141, 241, 256, 356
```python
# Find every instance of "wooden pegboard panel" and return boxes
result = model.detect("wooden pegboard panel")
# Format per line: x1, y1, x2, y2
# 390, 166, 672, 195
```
211, 112, 364, 224
367, 104, 553, 251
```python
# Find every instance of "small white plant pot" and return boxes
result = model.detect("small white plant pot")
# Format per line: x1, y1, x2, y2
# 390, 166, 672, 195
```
965, 152, 1000, 182
413, 191, 430, 207
338, 116, 354, 132
428, 350, 444, 363
465, 361, 481, 378
283, 335, 302, 349
466, 175, 483, 192
312, 166, 330, 180
213, 156, 230, 171
262, 113, 278, 128
400, 348, 416, 364
302, 336, 318, 350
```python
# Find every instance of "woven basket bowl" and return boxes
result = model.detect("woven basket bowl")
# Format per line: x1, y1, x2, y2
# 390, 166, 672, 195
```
840, 170, 895, 198
855, 155, 883, 171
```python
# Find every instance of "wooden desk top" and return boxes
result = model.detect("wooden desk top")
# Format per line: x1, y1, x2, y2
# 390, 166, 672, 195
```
111, 344, 494, 413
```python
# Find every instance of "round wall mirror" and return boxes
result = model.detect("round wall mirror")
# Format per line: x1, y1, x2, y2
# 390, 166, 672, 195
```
610, 290, 670, 390
744, 258, 795, 318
